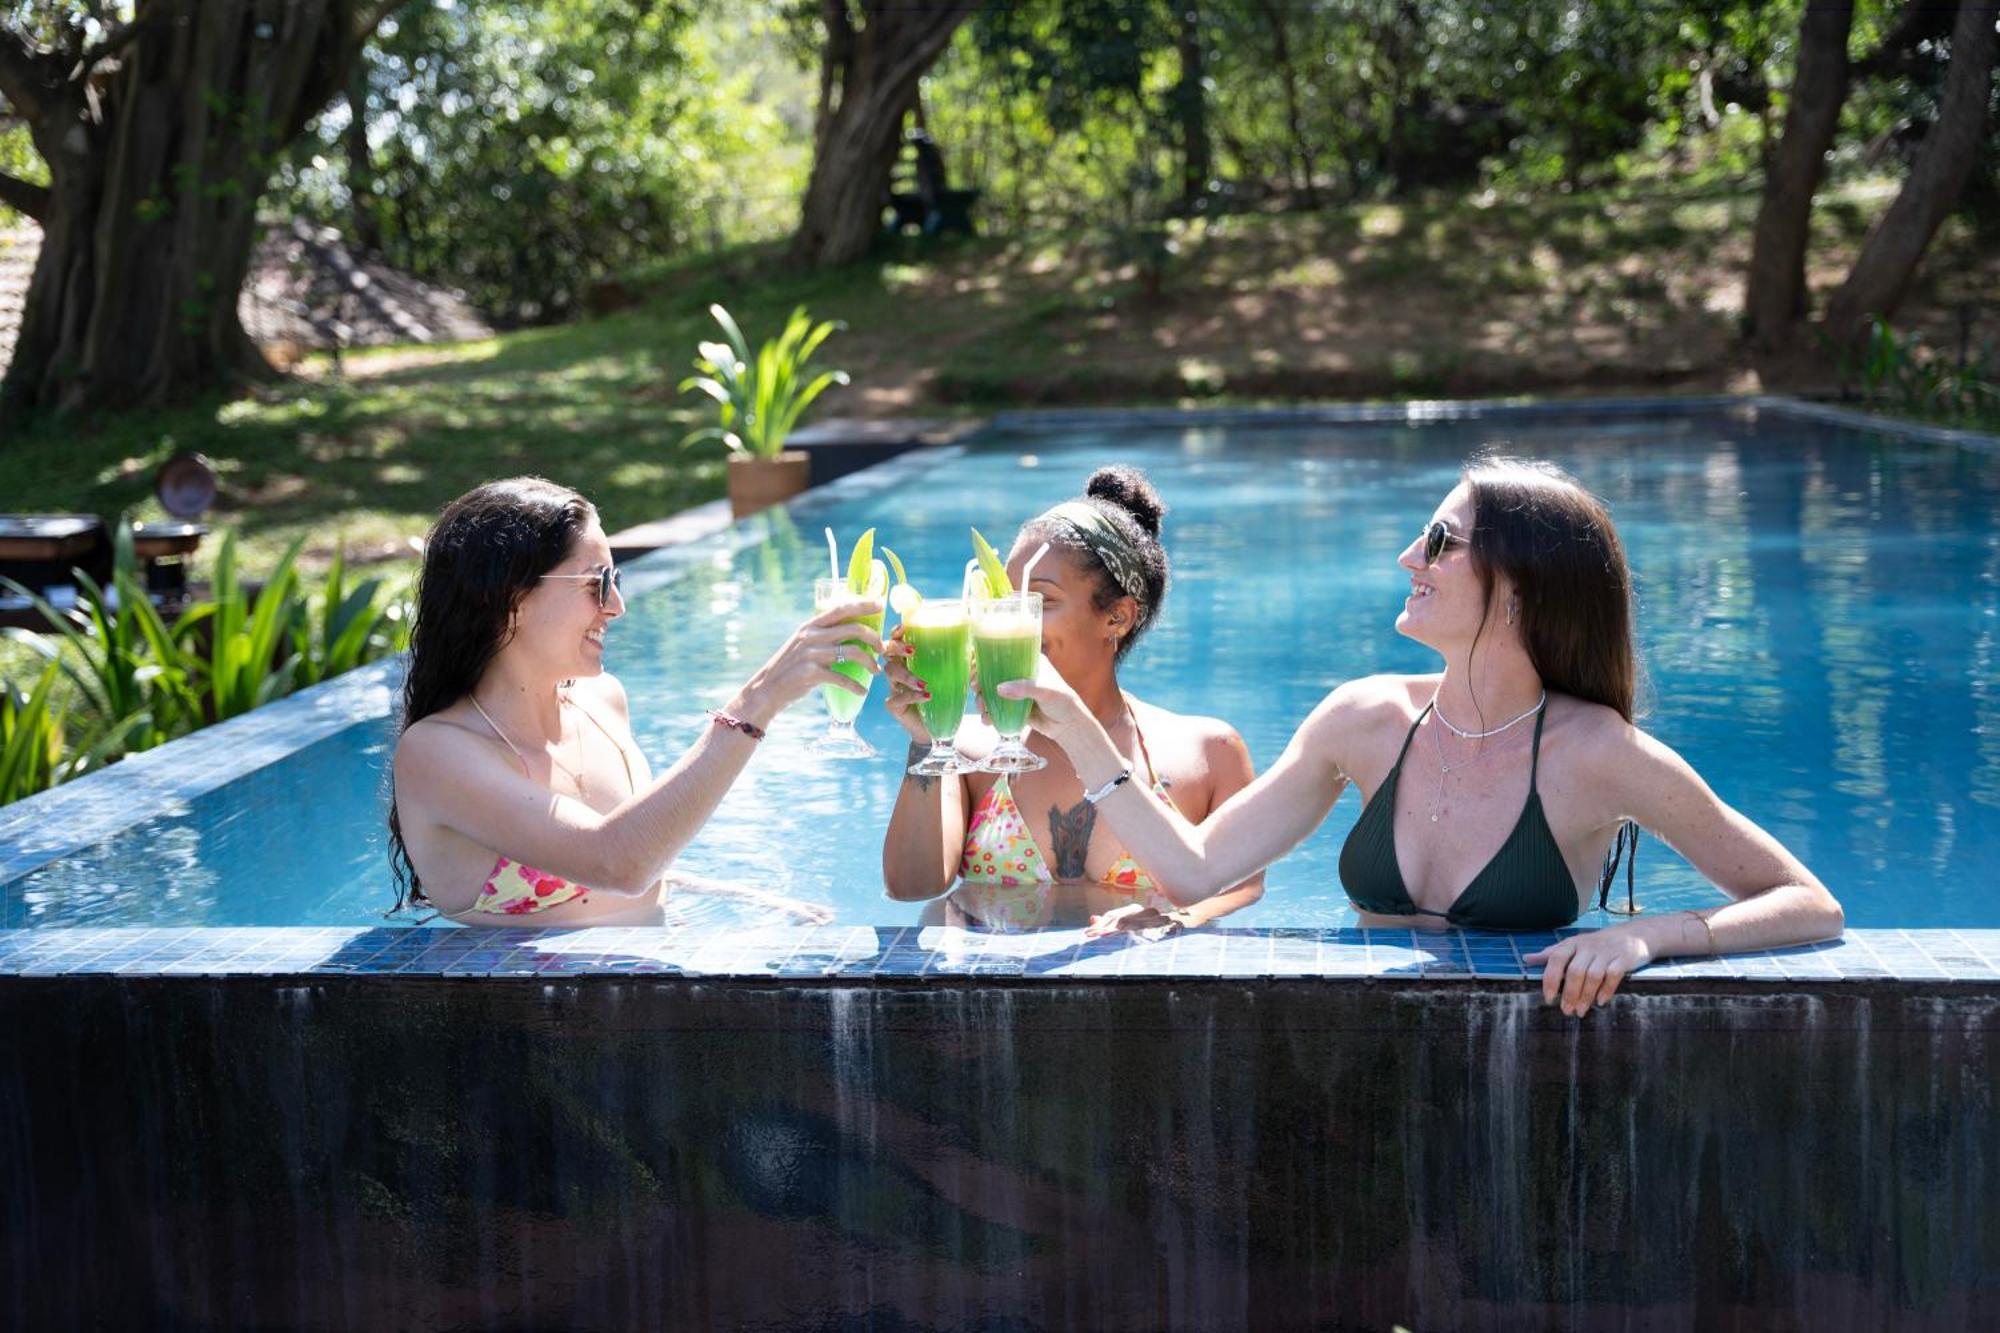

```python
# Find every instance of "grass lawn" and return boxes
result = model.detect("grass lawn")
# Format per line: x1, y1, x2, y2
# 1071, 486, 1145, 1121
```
1, 176, 1992, 584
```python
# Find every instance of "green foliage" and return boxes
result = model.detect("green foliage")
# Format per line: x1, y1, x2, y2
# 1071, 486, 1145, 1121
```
678, 304, 848, 459
277, 0, 808, 323
1845, 318, 2000, 426
0, 528, 410, 807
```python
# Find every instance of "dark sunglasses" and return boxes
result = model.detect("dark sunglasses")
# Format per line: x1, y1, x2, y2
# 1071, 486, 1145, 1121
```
1421, 519, 1469, 567
540, 564, 621, 609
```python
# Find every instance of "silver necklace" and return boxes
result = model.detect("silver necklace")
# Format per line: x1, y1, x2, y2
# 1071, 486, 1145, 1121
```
1426, 703, 1532, 824
1433, 689, 1546, 741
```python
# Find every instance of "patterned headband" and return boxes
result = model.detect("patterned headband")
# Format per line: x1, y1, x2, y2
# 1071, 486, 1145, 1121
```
1039, 500, 1148, 603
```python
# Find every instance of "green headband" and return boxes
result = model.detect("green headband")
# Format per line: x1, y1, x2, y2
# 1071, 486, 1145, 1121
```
1039, 500, 1148, 603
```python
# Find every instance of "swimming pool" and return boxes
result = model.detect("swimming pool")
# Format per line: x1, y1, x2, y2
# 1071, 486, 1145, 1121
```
4, 399, 1996, 929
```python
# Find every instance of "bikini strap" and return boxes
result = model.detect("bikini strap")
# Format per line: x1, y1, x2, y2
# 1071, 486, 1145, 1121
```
1394, 700, 1434, 770
1125, 695, 1164, 790
1527, 702, 1548, 791
467, 695, 532, 778
564, 690, 637, 792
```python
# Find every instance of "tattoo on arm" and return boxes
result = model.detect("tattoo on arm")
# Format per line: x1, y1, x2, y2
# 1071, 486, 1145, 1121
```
1047, 800, 1097, 880
904, 740, 937, 793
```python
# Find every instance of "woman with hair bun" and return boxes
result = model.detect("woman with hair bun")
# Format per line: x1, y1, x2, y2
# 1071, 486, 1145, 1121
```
881, 466, 1266, 933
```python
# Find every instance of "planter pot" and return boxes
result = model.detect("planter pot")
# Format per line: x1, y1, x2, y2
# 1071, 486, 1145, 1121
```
727, 451, 812, 518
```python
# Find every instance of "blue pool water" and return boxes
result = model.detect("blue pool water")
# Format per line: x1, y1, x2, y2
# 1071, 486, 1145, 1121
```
5, 405, 1998, 928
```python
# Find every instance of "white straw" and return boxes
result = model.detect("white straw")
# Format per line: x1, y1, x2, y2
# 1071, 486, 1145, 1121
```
1019, 541, 1051, 591
962, 557, 982, 601
825, 527, 839, 582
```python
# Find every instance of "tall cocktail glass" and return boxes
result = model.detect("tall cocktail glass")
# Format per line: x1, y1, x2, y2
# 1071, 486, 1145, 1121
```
810, 566, 886, 758
971, 591, 1045, 774
903, 597, 972, 776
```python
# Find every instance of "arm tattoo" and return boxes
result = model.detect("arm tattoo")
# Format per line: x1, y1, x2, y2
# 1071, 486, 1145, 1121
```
904, 739, 938, 793
1046, 800, 1097, 880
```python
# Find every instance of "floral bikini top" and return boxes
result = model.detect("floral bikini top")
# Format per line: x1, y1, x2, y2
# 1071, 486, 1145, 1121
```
953, 712, 1178, 930
462, 693, 635, 917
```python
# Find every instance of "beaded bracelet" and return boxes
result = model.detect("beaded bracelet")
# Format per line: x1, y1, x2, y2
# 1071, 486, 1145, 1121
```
707, 709, 765, 742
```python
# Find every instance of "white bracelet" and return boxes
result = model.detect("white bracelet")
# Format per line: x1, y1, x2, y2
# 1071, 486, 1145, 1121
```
1082, 764, 1134, 805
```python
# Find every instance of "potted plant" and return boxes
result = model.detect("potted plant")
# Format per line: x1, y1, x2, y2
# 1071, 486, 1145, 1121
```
679, 303, 849, 517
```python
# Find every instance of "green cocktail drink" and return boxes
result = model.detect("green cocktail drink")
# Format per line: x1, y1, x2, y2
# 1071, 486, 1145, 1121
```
970, 591, 1045, 774
907, 603, 971, 740
812, 567, 886, 758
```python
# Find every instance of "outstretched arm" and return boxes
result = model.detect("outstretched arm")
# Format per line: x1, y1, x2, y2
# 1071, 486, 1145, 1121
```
400, 602, 884, 895
1003, 664, 1351, 906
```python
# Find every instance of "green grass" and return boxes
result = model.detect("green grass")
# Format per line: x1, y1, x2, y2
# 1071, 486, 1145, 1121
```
1, 176, 1992, 588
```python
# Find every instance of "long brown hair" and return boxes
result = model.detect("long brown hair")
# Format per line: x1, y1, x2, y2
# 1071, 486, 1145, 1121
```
387, 477, 597, 910
1463, 457, 1638, 723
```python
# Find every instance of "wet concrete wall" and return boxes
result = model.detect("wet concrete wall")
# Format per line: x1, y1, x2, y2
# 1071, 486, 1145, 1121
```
2, 976, 1994, 1331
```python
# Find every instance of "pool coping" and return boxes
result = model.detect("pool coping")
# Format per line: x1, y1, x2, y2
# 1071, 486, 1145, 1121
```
1, 922, 1996, 985
3, 392, 1996, 967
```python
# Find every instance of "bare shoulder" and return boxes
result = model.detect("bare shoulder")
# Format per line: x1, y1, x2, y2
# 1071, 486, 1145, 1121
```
1314, 672, 1432, 735
1555, 698, 1689, 792
1126, 696, 1252, 773
394, 707, 499, 782
571, 671, 632, 721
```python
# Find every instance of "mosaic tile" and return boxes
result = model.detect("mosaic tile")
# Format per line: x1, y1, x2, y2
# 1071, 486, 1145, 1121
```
3, 926, 2000, 984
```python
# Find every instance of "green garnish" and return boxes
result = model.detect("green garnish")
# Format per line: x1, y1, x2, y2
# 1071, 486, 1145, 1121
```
845, 527, 876, 593
970, 527, 1012, 598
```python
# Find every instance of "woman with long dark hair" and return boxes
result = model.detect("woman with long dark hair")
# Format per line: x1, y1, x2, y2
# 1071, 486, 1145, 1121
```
880, 466, 1265, 932
1001, 457, 1844, 1010
390, 477, 881, 923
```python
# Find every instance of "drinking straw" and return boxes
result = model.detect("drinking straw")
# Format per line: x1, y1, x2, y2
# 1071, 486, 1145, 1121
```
825, 527, 839, 582
963, 558, 982, 601
1019, 541, 1051, 590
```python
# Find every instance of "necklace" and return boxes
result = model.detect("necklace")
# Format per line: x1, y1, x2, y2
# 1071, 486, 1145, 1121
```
1426, 705, 1530, 823
1433, 689, 1546, 741
472, 690, 587, 799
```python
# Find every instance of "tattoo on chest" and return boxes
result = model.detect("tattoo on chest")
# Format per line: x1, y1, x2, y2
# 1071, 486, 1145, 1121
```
905, 740, 937, 793
1047, 800, 1098, 879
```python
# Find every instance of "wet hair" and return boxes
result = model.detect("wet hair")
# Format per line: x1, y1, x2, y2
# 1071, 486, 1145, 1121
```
1462, 456, 1638, 723
1020, 465, 1170, 660
387, 477, 597, 910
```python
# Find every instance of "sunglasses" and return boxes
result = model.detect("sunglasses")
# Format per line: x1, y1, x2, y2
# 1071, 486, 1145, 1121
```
1421, 519, 1469, 567
540, 564, 621, 609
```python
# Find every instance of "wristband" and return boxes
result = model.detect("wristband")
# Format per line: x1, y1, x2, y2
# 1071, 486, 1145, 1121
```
707, 709, 765, 742
1082, 763, 1133, 805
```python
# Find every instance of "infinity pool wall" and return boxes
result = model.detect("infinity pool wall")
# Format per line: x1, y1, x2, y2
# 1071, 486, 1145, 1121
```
2, 935, 1995, 1331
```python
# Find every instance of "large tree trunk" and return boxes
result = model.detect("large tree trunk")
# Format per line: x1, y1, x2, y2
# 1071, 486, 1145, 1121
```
1743, 1, 1855, 353
0, 0, 390, 424
790, 1, 972, 268
346, 59, 381, 253
1824, 0, 1998, 349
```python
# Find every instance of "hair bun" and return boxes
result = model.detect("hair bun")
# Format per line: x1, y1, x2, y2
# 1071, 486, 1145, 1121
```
1084, 465, 1166, 537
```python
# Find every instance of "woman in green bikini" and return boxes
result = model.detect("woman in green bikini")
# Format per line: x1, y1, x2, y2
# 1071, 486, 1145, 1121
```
1003, 456, 1845, 1014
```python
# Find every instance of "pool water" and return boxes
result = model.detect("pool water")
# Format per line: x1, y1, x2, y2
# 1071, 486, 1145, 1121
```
6, 405, 1998, 928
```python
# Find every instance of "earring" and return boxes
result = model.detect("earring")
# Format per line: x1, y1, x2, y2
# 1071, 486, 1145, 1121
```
1506, 600, 1518, 627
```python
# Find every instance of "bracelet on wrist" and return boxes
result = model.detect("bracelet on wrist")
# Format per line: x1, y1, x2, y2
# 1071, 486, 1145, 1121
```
707, 709, 765, 742
1082, 763, 1133, 805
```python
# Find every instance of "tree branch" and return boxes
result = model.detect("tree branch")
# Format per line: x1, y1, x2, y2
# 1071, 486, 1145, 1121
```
0, 168, 49, 222
0, 26, 61, 123
1851, 2, 1958, 80
74, 6, 174, 78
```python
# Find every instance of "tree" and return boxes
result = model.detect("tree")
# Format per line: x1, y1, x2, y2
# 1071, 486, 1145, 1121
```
0, 0, 402, 422
1824, 0, 1998, 347
1746, 0, 1999, 358
790, 0, 975, 267
1744, 1, 1856, 351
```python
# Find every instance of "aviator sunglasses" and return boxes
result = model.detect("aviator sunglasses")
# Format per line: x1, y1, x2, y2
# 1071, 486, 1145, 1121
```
1421, 519, 1469, 567
540, 564, 621, 609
